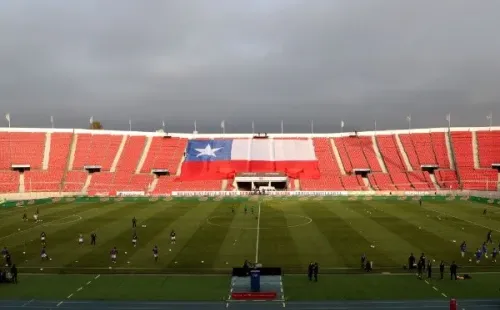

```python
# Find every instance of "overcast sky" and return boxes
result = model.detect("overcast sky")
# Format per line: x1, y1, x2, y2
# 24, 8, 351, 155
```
1, 0, 500, 133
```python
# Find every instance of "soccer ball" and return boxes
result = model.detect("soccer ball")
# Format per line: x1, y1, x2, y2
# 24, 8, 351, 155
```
201, 260, 204, 263
469, 258, 472, 262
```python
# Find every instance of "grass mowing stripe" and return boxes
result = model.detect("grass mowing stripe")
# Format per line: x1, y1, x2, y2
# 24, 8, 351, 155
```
258, 203, 302, 269
0, 203, 98, 239
339, 202, 421, 264
167, 202, 241, 268
212, 203, 258, 268
5, 202, 118, 261
301, 202, 394, 268
71, 201, 169, 268
364, 202, 461, 263
278, 201, 341, 267
118, 201, 201, 268
52, 202, 173, 268
382, 201, 487, 248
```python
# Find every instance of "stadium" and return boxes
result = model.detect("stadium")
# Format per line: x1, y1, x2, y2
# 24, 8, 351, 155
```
1, 125, 500, 310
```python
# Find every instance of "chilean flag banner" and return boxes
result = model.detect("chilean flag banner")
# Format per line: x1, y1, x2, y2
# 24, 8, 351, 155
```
179, 139, 320, 180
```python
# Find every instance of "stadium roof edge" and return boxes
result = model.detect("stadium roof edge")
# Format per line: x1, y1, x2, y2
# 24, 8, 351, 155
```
0, 126, 498, 138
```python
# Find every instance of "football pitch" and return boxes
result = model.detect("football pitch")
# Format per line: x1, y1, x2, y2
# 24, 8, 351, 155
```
1, 197, 500, 304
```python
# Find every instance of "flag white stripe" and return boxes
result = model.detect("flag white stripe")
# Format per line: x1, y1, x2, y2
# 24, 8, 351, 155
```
230, 139, 316, 161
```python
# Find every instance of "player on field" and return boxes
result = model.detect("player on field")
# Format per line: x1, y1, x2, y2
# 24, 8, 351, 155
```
152, 245, 159, 262
460, 241, 467, 258
90, 232, 96, 246
40, 246, 49, 261
483, 209, 487, 215
475, 248, 482, 263
170, 230, 176, 244
361, 253, 366, 269
132, 233, 138, 247
22, 213, 27, 222
33, 212, 39, 222
419, 198, 422, 206
110, 247, 118, 263
419, 253, 426, 270
78, 234, 84, 245
492, 248, 498, 262
231, 206, 235, 214
487, 230, 493, 244
40, 232, 46, 246
439, 261, 445, 279
244, 205, 247, 214
251, 206, 254, 215
132, 217, 137, 228
1, 247, 8, 259
482, 242, 488, 258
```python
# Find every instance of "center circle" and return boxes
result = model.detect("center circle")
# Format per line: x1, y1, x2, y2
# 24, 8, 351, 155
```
206, 214, 312, 230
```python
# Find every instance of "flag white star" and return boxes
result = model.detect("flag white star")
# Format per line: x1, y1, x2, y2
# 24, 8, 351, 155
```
195, 144, 222, 157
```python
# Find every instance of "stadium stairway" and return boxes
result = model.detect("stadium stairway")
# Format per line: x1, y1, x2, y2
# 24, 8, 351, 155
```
394, 134, 413, 171
67, 132, 78, 171
371, 135, 388, 173
445, 131, 456, 170
429, 173, 440, 189
148, 177, 158, 193
42, 132, 51, 170
82, 174, 92, 193
135, 136, 152, 174
176, 153, 185, 176
294, 179, 300, 190
19, 173, 25, 193
471, 130, 480, 169
329, 139, 346, 175
110, 135, 128, 172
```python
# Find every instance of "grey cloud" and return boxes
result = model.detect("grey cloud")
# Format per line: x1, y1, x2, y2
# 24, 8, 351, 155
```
1, 0, 500, 132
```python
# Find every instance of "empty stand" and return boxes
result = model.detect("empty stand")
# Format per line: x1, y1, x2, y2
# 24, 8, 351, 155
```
435, 170, 459, 190
430, 133, 450, 168
24, 171, 63, 192
152, 177, 221, 194
451, 132, 498, 190
0, 132, 45, 169
63, 171, 87, 192
0, 171, 19, 193
300, 138, 344, 190
72, 134, 123, 171
141, 137, 187, 173
115, 136, 146, 173
476, 131, 500, 168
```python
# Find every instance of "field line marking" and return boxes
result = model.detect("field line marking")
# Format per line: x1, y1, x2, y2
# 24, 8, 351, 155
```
432, 286, 438, 291
0, 214, 82, 241
86, 281, 92, 285
255, 202, 261, 263
56, 301, 63, 307
67, 294, 73, 299
95, 274, 100, 279
77, 287, 83, 292
22, 299, 34, 307
425, 207, 500, 233
441, 293, 448, 298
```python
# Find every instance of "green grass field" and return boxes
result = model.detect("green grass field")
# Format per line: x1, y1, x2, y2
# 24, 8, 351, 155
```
1, 199, 500, 274
1, 198, 500, 301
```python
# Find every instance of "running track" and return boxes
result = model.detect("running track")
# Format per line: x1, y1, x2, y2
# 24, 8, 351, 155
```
0, 299, 499, 310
